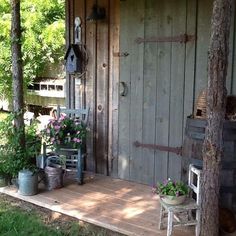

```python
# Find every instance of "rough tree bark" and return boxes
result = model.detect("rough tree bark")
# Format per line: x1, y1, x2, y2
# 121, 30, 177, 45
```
11, 0, 25, 146
200, 0, 233, 235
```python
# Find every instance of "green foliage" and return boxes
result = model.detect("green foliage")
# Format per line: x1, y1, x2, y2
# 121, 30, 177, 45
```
154, 179, 189, 197
0, 0, 65, 100
0, 113, 41, 177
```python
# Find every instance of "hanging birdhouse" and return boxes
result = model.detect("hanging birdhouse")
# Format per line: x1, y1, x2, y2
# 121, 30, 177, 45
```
64, 44, 83, 74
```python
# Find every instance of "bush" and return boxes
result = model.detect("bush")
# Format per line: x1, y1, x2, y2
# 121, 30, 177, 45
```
0, 113, 41, 178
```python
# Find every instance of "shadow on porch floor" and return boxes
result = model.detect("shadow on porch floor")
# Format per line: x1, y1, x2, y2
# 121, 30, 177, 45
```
0, 174, 194, 236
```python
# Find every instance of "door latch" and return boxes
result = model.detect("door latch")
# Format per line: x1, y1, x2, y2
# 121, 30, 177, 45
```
120, 82, 128, 96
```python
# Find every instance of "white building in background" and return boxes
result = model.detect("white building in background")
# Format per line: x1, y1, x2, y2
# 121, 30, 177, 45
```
26, 77, 66, 115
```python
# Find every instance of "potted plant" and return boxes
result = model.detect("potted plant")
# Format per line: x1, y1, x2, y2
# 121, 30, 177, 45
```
153, 178, 189, 205
41, 114, 87, 150
41, 114, 87, 189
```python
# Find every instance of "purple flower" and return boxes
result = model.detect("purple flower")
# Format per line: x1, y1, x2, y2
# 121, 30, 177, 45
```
163, 179, 169, 186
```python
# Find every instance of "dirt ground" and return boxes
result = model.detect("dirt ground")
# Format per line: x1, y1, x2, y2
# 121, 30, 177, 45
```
0, 193, 124, 236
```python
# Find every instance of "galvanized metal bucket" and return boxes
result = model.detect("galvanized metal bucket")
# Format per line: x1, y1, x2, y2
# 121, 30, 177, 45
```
44, 165, 63, 190
18, 170, 38, 196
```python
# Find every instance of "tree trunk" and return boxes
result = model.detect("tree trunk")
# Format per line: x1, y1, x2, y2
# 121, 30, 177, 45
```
11, 0, 25, 146
200, 0, 233, 235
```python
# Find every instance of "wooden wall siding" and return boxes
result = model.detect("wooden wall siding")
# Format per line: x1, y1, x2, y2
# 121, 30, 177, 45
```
154, 1, 172, 182
142, 0, 158, 183
194, 0, 212, 101
85, 0, 97, 172
109, 0, 120, 177
95, 0, 109, 175
194, 0, 235, 97
67, 0, 115, 174
168, 1, 187, 180
118, 0, 133, 180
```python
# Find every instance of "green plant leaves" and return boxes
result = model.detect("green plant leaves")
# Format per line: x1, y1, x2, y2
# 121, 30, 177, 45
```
0, 113, 41, 177
155, 179, 189, 197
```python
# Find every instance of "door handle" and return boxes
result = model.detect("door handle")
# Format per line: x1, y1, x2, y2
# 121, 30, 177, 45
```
120, 82, 128, 96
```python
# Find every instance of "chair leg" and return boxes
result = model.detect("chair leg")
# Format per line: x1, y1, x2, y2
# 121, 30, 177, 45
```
77, 150, 84, 185
195, 209, 200, 236
167, 210, 173, 236
159, 205, 164, 230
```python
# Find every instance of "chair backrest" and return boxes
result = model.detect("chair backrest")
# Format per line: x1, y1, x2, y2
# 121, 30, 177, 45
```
56, 105, 89, 125
188, 164, 202, 205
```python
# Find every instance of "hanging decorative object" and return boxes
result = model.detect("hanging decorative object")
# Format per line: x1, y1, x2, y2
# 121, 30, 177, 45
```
86, 4, 106, 21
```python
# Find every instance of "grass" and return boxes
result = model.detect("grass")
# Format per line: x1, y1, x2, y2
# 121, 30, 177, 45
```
0, 194, 114, 236
0, 204, 63, 236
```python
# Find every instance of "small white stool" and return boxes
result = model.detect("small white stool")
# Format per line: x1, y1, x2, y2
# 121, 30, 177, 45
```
159, 164, 202, 236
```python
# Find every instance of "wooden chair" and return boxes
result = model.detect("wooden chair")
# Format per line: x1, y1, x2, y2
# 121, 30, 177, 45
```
42, 105, 89, 185
159, 164, 202, 236
56, 105, 89, 125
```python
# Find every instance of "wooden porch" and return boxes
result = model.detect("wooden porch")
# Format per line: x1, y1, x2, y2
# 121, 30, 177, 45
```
0, 175, 194, 236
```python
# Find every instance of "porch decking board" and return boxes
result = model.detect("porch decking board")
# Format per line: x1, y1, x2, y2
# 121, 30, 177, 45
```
0, 176, 194, 236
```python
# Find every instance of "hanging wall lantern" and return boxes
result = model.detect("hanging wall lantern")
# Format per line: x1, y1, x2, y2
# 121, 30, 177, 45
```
86, 4, 106, 21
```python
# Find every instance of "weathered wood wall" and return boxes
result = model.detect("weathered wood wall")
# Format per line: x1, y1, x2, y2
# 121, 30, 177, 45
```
66, 0, 119, 175
117, 0, 236, 185
66, 0, 236, 184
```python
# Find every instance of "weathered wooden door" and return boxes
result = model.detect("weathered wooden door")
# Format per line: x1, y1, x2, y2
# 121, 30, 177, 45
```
118, 0, 196, 184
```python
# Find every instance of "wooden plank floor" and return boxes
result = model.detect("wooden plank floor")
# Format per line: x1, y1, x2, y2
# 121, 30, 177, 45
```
0, 174, 194, 236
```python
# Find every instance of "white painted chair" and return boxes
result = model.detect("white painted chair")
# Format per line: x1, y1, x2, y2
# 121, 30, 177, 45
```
159, 164, 202, 236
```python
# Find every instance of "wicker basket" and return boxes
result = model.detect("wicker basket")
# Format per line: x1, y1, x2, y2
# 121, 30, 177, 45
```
194, 89, 207, 119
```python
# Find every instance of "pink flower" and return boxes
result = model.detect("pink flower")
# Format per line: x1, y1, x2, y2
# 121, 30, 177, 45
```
54, 125, 60, 130
59, 114, 66, 121
72, 138, 81, 143
76, 138, 81, 143
46, 129, 50, 134
50, 137, 55, 142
